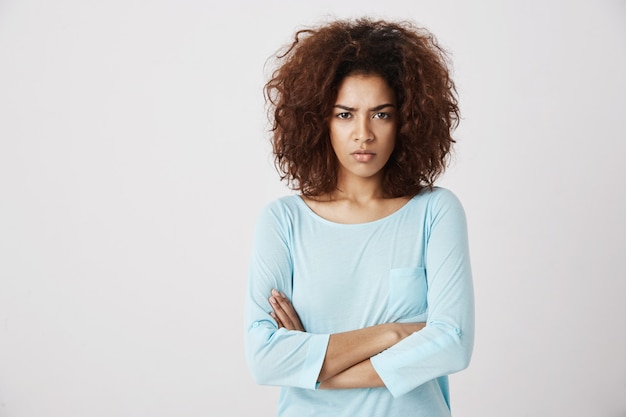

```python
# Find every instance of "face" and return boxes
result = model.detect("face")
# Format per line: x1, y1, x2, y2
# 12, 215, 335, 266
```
329, 74, 397, 184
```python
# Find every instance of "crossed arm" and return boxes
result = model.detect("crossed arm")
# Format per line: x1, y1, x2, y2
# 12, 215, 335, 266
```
269, 289, 425, 389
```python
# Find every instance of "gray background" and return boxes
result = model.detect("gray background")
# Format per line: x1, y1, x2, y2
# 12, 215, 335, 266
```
1, 0, 625, 416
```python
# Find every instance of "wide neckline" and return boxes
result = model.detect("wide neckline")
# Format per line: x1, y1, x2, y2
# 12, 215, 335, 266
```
294, 194, 416, 227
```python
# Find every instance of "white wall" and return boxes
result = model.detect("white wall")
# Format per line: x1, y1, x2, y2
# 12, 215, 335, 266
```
1, 1, 624, 416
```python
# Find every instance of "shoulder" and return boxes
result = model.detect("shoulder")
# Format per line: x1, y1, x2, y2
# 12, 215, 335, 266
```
259, 195, 302, 217
411, 186, 464, 210
255, 195, 306, 227
410, 187, 467, 227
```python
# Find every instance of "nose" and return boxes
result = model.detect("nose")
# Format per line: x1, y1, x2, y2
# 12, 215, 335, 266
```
354, 118, 374, 143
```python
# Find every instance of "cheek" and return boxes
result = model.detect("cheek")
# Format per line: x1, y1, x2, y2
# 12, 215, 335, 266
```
384, 131, 397, 153
381, 140, 397, 165
329, 135, 340, 155
329, 130, 348, 151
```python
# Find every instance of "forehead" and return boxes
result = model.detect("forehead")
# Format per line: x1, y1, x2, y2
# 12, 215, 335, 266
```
335, 74, 396, 104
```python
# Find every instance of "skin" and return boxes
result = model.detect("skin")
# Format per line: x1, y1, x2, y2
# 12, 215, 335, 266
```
305, 74, 410, 224
269, 74, 426, 389
270, 290, 424, 389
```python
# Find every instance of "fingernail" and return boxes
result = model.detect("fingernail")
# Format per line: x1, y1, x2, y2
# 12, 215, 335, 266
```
272, 289, 279, 296
269, 297, 276, 304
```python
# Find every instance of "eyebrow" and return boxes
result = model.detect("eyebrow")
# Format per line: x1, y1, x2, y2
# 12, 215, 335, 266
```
334, 103, 396, 112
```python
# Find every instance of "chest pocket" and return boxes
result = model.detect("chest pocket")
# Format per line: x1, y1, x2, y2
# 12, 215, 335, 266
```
387, 267, 428, 321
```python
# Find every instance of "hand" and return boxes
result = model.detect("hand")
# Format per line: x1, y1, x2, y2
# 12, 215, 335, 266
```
269, 289, 305, 331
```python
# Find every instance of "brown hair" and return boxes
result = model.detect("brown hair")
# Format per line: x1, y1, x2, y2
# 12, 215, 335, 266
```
264, 18, 459, 197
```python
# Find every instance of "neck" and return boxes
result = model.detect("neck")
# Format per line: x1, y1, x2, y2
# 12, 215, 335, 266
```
331, 171, 386, 202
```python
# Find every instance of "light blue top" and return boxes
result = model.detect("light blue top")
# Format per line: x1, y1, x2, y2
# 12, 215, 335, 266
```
244, 187, 474, 417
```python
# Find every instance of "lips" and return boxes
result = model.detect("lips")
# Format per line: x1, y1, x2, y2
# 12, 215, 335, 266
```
351, 150, 375, 162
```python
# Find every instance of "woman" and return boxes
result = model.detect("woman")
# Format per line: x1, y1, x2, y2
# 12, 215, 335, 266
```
244, 18, 474, 417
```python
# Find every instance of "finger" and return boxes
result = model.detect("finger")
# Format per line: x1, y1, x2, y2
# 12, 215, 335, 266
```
270, 311, 284, 328
271, 290, 304, 330
271, 291, 297, 328
269, 295, 296, 329
278, 291, 304, 329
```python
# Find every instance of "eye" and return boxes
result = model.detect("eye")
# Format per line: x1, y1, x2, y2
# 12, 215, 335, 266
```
336, 112, 352, 119
373, 112, 391, 120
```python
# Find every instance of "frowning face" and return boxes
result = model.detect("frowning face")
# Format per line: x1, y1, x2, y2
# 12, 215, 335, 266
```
329, 74, 397, 184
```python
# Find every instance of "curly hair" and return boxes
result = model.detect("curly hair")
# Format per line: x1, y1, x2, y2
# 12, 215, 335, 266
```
264, 18, 459, 197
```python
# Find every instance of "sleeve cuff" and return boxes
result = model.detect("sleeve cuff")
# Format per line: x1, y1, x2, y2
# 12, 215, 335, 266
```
371, 352, 407, 398
299, 332, 330, 390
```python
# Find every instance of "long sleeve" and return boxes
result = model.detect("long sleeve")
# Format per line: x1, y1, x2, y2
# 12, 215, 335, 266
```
370, 189, 475, 398
244, 201, 330, 389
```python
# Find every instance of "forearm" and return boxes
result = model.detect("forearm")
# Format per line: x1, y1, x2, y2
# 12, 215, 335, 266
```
319, 359, 384, 389
269, 289, 424, 383
317, 324, 395, 382
318, 322, 423, 382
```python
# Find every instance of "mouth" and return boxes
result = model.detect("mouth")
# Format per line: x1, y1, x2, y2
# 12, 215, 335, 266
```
351, 150, 375, 162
